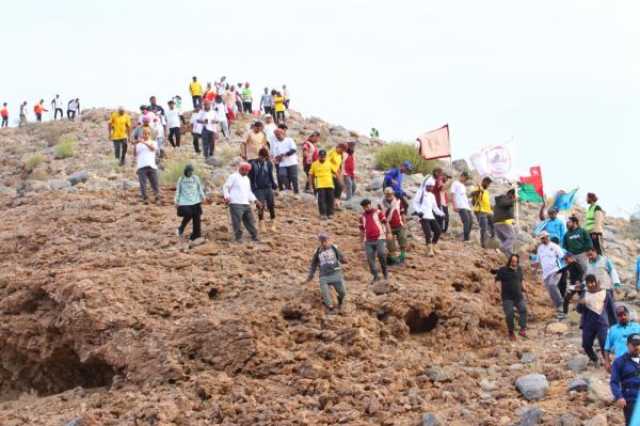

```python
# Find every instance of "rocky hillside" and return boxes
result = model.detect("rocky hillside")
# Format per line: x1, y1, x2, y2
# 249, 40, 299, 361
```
0, 110, 638, 425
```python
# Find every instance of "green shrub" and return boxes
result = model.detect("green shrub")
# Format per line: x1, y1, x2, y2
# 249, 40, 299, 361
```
160, 158, 205, 186
54, 138, 76, 159
374, 142, 438, 175
24, 153, 45, 172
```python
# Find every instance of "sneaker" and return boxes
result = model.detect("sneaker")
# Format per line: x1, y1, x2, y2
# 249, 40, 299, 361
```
370, 277, 380, 285
518, 329, 527, 338
177, 227, 184, 237
251, 236, 260, 242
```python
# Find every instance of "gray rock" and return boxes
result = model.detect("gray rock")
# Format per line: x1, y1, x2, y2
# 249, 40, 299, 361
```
206, 157, 223, 167
567, 378, 589, 392
425, 366, 450, 383
343, 196, 366, 211
48, 179, 72, 191
65, 419, 82, 426
566, 355, 589, 373
122, 179, 139, 190
480, 379, 497, 392
520, 352, 536, 364
366, 176, 384, 191
67, 170, 89, 186
515, 374, 549, 401
556, 413, 580, 426
421, 413, 441, 426
518, 407, 543, 426
452, 159, 470, 173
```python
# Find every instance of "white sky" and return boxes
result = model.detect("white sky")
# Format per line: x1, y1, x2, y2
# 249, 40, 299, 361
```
2, 0, 638, 216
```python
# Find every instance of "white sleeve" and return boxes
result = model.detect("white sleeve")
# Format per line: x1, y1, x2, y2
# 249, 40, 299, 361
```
412, 191, 423, 213
222, 174, 233, 198
432, 194, 445, 216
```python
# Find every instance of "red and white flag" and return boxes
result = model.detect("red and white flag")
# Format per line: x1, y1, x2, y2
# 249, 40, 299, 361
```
417, 124, 451, 160
519, 166, 544, 197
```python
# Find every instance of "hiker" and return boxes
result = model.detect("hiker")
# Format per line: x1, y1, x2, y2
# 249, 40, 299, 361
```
536, 231, 566, 319
586, 246, 621, 326
241, 83, 253, 113
310, 149, 335, 219
150, 114, 165, 160
222, 162, 261, 243
190, 105, 202, 154
327, 143, 346, 208
537, 205, 567, 243
359, 199, 389, 283
108, 107, 132, 166
215, 76, 226, 94
189, 76, 203, 108
412, 177, 445, 257
605, 306, 640, 371
166, 100, 181, 148
282, 84, 290, 109
432, 168, 449, 233
271, 125, 299, 193
173, 95, 185, 124
472, 177, 495, 248
235, 86, 244, 115
260, 88, 273, 116
198, 101, 217, 159
134, 127, 160, 205
562, 215, 593, 271
34, 99, 47, 122
203, 82, 216, 104
343, 142, 357, 200
561, 253, 585, 315
493, 189, 517, 256
19, 101, 27, 126
273, 90, 286, 124
495, 254, 527, 340
242, 121, 268, 162
383, 160, 413, 211
577, 274, 611, 366
214, 95, 229, 139
264, 114, 276, 143
224, 86, 237, 121
611, 333, 640, 425
66, 98, 80, 120
450, 171, 473, 241
585, 192, 606, 255
175, 164, 205, 241
302, 131, 320, 193
1, 103, 8, 128
380, 187, 407, 264
51, 94, 64, 120
305, 232, 347, 313
248, 148, 277, 232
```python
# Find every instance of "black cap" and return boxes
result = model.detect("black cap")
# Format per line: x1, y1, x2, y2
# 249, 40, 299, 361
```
628, 334, 640, 345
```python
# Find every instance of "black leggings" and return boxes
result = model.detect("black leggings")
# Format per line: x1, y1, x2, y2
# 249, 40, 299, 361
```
255, 188, 275, 220
168, 127, 181, 147
179, 204, 202, 240
420, 218, 442, 245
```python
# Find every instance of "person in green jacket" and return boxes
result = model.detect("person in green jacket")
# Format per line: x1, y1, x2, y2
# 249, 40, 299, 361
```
562, 215, 593, 271
241, 83, 253, 114
585, 192, 606, 255
175, 164, 206, 240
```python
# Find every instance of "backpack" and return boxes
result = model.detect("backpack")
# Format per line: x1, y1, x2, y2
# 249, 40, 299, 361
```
470, 187, 484, 209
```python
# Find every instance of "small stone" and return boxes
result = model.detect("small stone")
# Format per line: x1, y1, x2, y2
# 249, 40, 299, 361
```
425, 367, 450, 383
422, 413, 441, 426
515, 374, 549, 401
588, 377, 614, 404
556, 413, 580, 426
365, 397, 380, 415
48, 179, 71, 190
518, 406, 543, 426
520, 352, 536, 364
584, 414, 608, 426
566, 355, 589, 373
567, 378, 588, 392
366, 176, 384, 191
68, 170, 89, 186
546, 322, 569, 334
480, 379, 497, 392
65, 419, 82, 426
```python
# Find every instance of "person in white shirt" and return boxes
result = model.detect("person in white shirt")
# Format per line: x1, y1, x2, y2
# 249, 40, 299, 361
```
412, 177, 445, 257
536, 231, 566, 318
134, 127, 160, 204
263, 114, 277, 145
271, 125, 299, 193
450, 171, 473, 242
67, 98, 79, 121
190, 105, 203, 154
51, 94, 64, 120
214, 96, 229, 139
223, 162, 262, 242
197, 101, 217, 159
166, 100, 181, 148
151, 115, 165, 159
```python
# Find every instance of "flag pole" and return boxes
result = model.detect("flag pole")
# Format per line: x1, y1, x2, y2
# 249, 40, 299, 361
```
514, 181, 520, 233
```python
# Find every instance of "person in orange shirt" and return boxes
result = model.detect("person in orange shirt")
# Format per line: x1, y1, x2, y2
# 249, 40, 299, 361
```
203, 83, 216, 104
34, 99, 48, 122
1, 103, 8, 128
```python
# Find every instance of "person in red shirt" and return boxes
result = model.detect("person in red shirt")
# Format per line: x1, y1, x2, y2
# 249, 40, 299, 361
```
302, 131, 320, 193
432, 168, 450, 233
343, 141, 357, 200
359, 199, 389, 283
203, 83, 216, 104
380, 187, 407, 264
1, 103, 8, 128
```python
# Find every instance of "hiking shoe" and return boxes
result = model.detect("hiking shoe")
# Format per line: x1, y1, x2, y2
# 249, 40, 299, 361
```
426, 244, 435, 257
519, 329, 527, 338
177, 227, 184, 238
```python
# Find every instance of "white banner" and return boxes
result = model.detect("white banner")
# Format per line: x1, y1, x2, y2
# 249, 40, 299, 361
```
470, 144, 513, 178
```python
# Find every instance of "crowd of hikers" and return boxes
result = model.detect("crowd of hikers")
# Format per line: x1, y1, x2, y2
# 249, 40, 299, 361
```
6, 75, 640, 424
0, 96, 81, 127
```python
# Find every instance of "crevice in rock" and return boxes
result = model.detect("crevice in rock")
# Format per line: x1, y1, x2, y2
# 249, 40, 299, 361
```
404, 309, 439, 334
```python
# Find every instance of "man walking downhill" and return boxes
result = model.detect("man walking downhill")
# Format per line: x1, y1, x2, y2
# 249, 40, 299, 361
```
241, 83, 253, 114
198, 102, 217, 159
577, 274, 611, 367
536, 231, 566, 319
166, 100, 181, 148
190, 105, 202, 154
495, 254, 527, 340
450, 171, 473, 242
359, 199, 389, 284
19, 101, 27, 127
327, 143, 346, 209
51, 94, 64, 120
260, 88, 273, 116
1, 103, 8, 128
302, 131, 320, 193
242, 121, 268, 163
562, 216, 593, 271
305, 232, 348, 314
585, 192, 606, 255
223, 162, 261, 243
413, 177, 445, 257
134, 128, 160, 205
432, 168, 449, 233
493, 189, 517, 256
472, 177, 495, 248
383, 160, 413, 211
586, 246, 621, 326
343, 142, 357, 200
108, 107, 131, 166
610, 333, 640, 425
271, 125, 299, 193
248, 148, 278, 233
310, 150, 336, 220
175, 164, 206, 241
380, 187, 407, 264
189, 76, 203, 108
605, 306, 640, 372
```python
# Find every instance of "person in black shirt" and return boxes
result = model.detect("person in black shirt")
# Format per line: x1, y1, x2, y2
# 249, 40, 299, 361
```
495, 254, 527, 340
562, 253, 585, 314
248, 148, 278, 232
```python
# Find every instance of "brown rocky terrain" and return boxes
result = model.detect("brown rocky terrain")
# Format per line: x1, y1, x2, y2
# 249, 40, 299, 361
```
0, 110, 638, 425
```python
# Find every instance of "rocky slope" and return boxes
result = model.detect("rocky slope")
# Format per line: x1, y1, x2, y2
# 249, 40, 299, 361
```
0, 110, 638, 425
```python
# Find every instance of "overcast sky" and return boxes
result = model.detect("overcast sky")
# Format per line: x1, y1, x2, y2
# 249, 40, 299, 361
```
2, 0, 637, 216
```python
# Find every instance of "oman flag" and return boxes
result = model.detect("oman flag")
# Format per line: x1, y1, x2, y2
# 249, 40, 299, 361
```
518, 166, 544, 203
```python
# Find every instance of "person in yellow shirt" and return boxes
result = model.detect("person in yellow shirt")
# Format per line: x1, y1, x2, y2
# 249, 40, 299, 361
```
309, 149, 336, 220
326, 144, 346, 209
273, 91, 285, 124
108, 107, 132, 166
189, 76, 203, 108
471, 176, 495, 248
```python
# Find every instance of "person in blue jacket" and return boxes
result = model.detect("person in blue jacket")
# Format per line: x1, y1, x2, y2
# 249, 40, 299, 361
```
636, 256, 640, 291
383, 160, 413, 198
611, 333, 640, 425
605, 305, 640, 372
536, 205, 567, 243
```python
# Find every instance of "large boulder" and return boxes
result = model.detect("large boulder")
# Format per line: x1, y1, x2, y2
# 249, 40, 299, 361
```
515, 374, 549, 401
